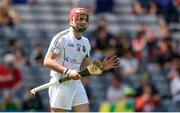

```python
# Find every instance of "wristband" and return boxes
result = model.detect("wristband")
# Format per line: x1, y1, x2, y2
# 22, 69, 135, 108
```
63, 68, 70, 77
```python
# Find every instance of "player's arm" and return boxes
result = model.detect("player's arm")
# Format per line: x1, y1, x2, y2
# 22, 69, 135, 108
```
80, 55, 91, 71
80, 55, 119, 72
44, 51, 81, 80
43, 51, 65, 74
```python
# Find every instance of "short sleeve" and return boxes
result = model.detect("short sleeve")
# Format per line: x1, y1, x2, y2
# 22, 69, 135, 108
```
86, 39, 91, 58
48, 34, 64, 54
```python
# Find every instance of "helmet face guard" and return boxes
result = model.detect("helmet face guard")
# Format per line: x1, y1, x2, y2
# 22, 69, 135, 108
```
68, 7, 89, 33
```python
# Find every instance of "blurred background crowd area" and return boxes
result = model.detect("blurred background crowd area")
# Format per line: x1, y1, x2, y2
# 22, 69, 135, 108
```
0, 0, 180, 112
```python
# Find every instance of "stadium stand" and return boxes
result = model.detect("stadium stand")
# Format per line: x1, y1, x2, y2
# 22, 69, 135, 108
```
0, 0, 179, 112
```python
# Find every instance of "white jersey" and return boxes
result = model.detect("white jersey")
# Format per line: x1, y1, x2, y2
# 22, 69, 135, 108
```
48, 28, 90, 110
47, 28, 91, 79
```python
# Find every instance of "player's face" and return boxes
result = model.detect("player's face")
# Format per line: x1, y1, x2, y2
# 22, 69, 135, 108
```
72, 14, 88, 33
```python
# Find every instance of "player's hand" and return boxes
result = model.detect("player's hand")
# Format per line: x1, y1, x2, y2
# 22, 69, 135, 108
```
102, 55, 119, 71
67, 70, 81, 80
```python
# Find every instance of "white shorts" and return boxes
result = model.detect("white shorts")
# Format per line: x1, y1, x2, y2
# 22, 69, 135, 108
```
49, 78, 89, 110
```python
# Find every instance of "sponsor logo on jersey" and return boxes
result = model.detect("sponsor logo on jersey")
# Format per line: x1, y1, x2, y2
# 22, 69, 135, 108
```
65, 57, 81, 64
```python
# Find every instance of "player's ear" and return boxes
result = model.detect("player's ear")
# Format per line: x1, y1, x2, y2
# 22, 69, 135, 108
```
69, 21, 73, 26
69, 17, 75, 27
